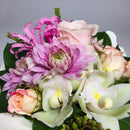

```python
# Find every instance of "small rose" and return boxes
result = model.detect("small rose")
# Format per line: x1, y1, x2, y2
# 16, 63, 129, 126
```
8, 89, 41, 115
100, 46, 127, 79
58, 20, 98, 45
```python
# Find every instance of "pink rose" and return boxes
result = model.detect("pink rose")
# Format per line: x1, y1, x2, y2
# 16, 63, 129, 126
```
123, 61, 130, 77
58, 20, 98, 45
100, 46, 127, 79
8, 89, 41, 115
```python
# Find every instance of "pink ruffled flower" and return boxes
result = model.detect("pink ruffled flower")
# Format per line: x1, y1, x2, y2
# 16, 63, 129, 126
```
10, 16, 61, 58
27, 37, 95, 79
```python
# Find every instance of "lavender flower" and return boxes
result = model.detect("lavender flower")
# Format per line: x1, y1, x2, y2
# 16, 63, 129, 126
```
0, 57, 34, 97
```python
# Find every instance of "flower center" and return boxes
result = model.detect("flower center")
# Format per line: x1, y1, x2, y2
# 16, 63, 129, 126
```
53, 49, 65, 60
49, 90, 62, 109
93, 90, 113, 109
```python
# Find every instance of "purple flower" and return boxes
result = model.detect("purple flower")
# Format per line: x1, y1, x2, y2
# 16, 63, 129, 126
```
27, 37, 95, 79
0, 57, 35, 97
10, 16, 61, 58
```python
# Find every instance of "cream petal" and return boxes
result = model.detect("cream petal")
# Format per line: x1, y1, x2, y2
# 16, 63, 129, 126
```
91, 112, 119, 130
104, 104, 130, 119
89, 70, 115, 87
32, 105, 73, 127
111, 84, 130, 107
76, 96, 92, 119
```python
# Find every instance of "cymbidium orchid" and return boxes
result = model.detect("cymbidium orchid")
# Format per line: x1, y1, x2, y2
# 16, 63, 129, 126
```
75, 70, 130, 130
32, 75, 73, 127
27, 37, 95, 79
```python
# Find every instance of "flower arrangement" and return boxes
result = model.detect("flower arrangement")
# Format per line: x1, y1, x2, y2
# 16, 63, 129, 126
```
0, 8, 130, 130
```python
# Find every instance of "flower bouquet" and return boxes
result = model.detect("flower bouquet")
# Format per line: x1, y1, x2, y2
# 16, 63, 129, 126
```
0, 8, 130, 130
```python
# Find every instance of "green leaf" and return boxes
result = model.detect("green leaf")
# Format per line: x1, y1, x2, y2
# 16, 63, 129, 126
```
0, 70, 8, 90
0, 91, 8, 113
24, 115, 33, 122
116, 44, 121, 51
54, 8, 61, 19
32, 119, 61, 130
114, 77, 130, 84
124, 56, 130, 62
3, 43, 17, 70
3, 43, 28, 70
94, 32, 112, 47
119, 116, 130, 130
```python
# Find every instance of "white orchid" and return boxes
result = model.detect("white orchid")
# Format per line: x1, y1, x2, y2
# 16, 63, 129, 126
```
75, 70, 130, 130
32, 75, 73, 127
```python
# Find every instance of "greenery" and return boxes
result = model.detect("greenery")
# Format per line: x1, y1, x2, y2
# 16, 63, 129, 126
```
93, 32, 112, 47
55, 8, 61, 19
0, 91, 8, 113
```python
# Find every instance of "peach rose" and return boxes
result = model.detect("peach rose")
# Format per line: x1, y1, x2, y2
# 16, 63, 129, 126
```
123, 61, 130, 77
100, 46, 127, 79
8, 89, 41, 115
58, 20, 98, 45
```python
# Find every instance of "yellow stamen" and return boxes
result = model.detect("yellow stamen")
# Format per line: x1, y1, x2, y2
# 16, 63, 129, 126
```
56, 90, 62, 102
94, 93, 101, 102
82, 73, 85, 77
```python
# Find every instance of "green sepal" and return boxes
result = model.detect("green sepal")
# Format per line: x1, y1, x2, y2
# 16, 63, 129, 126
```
32, 118, 61, 130
93, 32, 112, 47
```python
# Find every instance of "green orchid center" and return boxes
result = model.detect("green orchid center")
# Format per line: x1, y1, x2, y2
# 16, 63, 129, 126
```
93, 90, 113, 109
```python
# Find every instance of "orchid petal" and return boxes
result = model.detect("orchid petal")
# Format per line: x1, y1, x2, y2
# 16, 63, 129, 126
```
89, 70, 115, 87
104, 104, 130, 119
111, 84, 130, 107
91, 113, 119, 130
32, 105, 73, 128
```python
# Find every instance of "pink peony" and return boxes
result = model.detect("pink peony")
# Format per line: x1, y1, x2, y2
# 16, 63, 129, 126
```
8, 89, 41, 115
58, 20, 98, 45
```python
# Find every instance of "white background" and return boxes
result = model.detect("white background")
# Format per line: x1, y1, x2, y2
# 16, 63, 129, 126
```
0, 0, 130, 66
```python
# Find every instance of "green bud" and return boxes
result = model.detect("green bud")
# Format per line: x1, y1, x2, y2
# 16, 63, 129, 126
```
6, 32, 11, 38
72, 122, 78, 129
